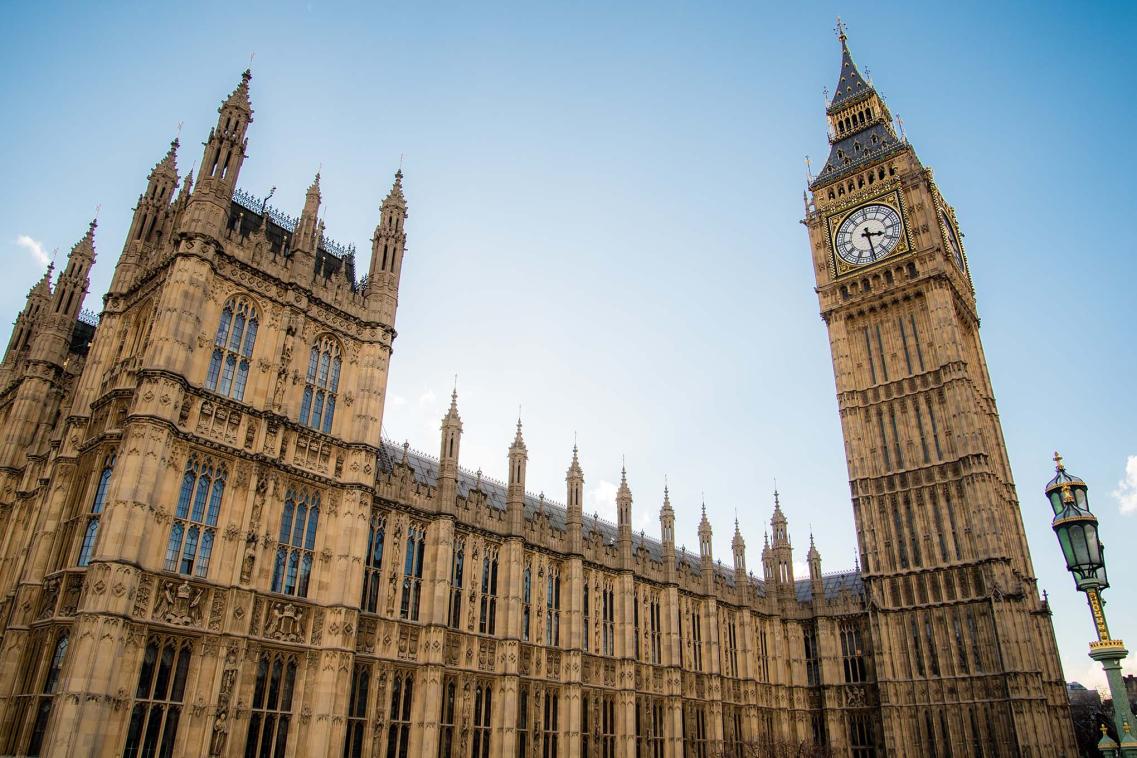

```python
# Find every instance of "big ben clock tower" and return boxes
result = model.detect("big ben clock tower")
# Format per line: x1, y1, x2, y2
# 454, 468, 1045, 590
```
804, 23, 1077, 757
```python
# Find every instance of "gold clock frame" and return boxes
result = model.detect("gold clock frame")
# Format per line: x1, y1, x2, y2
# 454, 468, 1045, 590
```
937, 205, 969, 274
825, 189, 912, 278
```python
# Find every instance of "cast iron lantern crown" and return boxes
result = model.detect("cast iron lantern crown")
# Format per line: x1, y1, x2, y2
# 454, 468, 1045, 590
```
1048, 452, 1108, 591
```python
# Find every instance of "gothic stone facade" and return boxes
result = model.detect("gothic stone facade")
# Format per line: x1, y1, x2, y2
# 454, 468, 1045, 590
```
0, 34, 1075, 758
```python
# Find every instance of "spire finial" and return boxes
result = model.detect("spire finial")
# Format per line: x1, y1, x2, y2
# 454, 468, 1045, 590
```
621, 455, 627, 481
1053, 451, 1065, 472
835, 16, 847, 43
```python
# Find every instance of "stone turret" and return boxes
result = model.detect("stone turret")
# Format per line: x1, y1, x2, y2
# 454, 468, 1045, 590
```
367, 170, 407, 326
113, 138, 179, 294
808, 533, 823, 600
616, 462, 633, 568
187, 69, 253, 234
660, 485, 676, 581
732, 518, 747, 586
698, 501, 714, 592
437, 389, 462, 513
769, 490, 794, 599
565, 443, 584, 554
507, 418, 527, 535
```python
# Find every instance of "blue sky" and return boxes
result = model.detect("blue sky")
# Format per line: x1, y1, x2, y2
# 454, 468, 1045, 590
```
2, 2, 1135, 691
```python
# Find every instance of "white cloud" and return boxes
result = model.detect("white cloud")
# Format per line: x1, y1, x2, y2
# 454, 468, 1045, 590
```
388, 393, 407, 409
585, 480, 619, 524
16, 235, 50, 266
1068, 656, 1137, 696
1113, 455, 1137, 515
417, 389, 436, 408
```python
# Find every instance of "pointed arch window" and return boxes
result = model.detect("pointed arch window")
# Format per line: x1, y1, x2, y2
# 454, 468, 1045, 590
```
448, 536, 465, 629
205, 296, 258, 401
522, 565, 532, 642
400, 525, 426, 621
387, 672, 414, 758
78, 451, 115, 566
164, 456, 225, 577
479, 546, 499, 635
361, 511, 386, 613
271, 488, 320, 598
245, 651, 298, 758
122, 636, 192, 758
545, 566, 561, 647
298, 335, 341, 434
25, 632, 69, 757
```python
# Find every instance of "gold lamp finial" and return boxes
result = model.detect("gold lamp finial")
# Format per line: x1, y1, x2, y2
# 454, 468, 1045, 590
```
1061, 483, 1075, 504
1053, 450, 1065, 471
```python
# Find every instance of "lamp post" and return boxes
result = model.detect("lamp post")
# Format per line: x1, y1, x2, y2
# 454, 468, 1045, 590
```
1046, 452, 1137, 757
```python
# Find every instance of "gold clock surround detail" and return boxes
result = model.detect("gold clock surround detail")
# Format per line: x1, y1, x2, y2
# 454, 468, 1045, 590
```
825, 188, 912, 278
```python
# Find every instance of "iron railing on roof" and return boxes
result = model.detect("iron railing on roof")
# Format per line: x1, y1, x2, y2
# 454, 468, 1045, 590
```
77, 308, 100, 326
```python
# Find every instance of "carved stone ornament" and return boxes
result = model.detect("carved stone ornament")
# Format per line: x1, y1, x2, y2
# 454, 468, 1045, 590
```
268, 602, 305, 643
155, 580, 204, 626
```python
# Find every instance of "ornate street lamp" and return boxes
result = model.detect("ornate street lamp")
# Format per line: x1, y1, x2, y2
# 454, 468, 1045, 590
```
1047, 453, 1137, 756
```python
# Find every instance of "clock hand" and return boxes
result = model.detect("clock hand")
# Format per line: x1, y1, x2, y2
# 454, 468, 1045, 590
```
860, 228, 877, 257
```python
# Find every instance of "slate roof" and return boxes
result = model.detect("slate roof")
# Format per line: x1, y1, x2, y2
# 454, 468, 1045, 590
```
374, 440, 865, 605
811, 121, 905, 189
829, 39, 871, 111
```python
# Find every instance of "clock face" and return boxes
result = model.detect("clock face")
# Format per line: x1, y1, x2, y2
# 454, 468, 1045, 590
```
834, 204, 903, 265
942, 211, 964, 269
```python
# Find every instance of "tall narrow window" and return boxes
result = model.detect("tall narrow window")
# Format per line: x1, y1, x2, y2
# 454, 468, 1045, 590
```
541, 688, 559, 758
400, 525, 426, 621
26, 633, 69, 757
925, 615, 941, 676
582, 691, 614, 758
479, 546, 499, 635
684, 703, 708, 758
522, 564, 531, 642
299, 335, 341, 434
841, 623, 866, 683
344, 663, 370, 758
205, 296, 258, 401
601, 583, 615, 655
757, 629, 769, 682
361, 512, 386, 612
849, 713, 876, 758
633, 590, 641, 660
165, 456, 225, 577
386, 672, 414, 758
910, 618, 926, 676
438, 677, 457, 758
78, 452, 115, 566
244, 652, 297, 758
691, 610, 703, 672
649, 595, 662, 664
635, 696, 665, 758
516, 683, 530, 758
581, 580, 589, 651
271, 488, 320, 597
122, 637, 191, 758
449, 536, 465, 629
471, 682, 492, 758
875, 324, 889, 381
909, 315, 925, 371
724, 616, 738, 677
545, 567, 560, 646
804, 623, 820, 686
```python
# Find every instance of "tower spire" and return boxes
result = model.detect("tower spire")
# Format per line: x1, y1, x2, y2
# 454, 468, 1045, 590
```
367, 169, 409, 325
189, 69, 254, 233
811, 23, 906, 190
507, 414, 528, 535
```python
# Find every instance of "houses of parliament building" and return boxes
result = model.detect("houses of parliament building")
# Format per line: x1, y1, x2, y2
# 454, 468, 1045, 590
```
0, 28, 1078, 758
